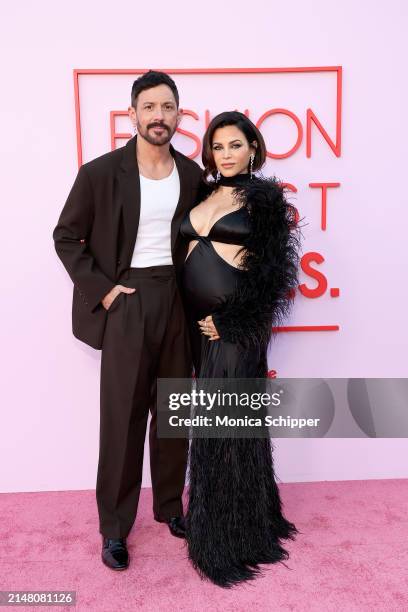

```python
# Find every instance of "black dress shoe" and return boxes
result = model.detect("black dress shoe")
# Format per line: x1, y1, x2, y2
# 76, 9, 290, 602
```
101, 537, 129, 570
167, 516, 186, 539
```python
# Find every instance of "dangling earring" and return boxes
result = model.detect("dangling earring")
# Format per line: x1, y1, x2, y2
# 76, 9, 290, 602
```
249, 154, 255, 179
215, 170, 221, 183
133, 125, 137, 136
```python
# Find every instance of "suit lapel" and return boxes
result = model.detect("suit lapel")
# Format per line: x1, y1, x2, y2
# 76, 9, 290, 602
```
170, 149, 191, 252
118, 135, 141, 268
118, 134, 192, 267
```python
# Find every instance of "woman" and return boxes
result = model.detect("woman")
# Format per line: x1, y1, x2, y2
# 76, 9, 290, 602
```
179, 111, 302, 587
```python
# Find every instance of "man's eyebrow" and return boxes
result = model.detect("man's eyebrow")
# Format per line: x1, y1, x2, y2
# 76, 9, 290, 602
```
212, 139, 243, 145
142, 100, 175, 105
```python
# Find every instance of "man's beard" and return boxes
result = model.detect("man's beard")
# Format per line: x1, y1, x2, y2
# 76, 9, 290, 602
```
137, 121, 175, 146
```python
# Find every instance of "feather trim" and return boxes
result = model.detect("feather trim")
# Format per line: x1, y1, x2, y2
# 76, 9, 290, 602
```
210, 175, 303, 350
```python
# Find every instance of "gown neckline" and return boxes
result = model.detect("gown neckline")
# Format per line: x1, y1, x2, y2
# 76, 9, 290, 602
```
187, 207, 245, 239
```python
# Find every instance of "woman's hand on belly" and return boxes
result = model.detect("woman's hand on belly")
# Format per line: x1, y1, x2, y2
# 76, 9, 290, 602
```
198, 315, 220, 341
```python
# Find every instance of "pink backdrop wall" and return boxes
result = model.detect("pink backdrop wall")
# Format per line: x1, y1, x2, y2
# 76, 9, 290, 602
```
1, 0, 407, 493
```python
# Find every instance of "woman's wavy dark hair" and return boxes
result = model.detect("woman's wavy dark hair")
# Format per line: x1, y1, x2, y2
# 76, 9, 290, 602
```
202, 111, 266, 183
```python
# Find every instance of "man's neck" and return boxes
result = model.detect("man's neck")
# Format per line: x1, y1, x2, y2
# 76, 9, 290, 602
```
136, 135, 172, 166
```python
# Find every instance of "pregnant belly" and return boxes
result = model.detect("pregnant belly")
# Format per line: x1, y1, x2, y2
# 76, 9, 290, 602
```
181, 239, 244, 319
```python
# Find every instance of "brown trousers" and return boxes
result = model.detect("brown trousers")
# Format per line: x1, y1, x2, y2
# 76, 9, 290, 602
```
96, 265, 191, 538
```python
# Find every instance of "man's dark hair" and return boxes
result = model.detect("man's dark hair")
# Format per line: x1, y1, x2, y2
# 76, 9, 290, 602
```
131, 70, 179, 108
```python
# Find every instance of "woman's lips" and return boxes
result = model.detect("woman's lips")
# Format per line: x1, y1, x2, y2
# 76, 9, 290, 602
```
221, 163, 235, 168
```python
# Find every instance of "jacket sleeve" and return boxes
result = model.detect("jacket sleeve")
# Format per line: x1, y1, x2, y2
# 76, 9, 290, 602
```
52, 164, 116, 313
211, 178, 301, 348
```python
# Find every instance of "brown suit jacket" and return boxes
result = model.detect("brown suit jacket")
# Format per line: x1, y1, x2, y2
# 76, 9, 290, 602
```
53, 135, 202, 350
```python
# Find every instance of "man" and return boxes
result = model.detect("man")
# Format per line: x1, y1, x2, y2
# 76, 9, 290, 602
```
53, 71, 202, 570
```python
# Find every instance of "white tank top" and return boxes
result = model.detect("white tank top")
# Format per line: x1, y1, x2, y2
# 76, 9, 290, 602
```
130, 161, 180, 267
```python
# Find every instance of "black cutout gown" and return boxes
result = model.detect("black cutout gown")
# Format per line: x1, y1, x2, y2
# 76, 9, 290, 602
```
179, 207, 298, 588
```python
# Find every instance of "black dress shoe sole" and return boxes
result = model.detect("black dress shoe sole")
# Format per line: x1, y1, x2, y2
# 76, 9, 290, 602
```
101, 556, 129, 571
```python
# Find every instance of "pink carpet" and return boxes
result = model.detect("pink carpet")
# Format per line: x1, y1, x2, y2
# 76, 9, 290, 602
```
1, 479, 407, 611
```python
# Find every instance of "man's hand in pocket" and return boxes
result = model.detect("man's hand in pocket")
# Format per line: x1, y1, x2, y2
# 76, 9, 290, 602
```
102, 285, 136, 311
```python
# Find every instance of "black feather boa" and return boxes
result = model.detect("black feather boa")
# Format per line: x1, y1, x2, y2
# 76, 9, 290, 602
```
207, 174, 302, 351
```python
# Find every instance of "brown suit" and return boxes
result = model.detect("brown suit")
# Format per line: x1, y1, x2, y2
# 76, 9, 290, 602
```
53, 135, 202, 537
53, 134, 202, 350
